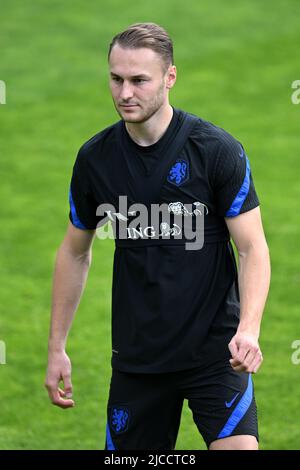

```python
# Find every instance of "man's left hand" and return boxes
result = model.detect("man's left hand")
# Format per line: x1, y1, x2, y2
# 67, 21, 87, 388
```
228, 332, 263, 373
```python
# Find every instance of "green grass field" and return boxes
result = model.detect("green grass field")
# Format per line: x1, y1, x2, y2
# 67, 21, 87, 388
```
1, 0, 300, 450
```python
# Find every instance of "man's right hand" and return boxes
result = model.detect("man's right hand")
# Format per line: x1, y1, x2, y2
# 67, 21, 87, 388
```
45, 351, 75, 408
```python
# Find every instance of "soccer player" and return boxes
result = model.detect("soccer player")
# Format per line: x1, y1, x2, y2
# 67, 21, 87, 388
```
45, 23, 271, 450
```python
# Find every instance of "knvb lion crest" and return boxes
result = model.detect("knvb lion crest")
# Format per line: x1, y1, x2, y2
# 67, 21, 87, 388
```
167, 159, 189, 186
110, 406, 130, 434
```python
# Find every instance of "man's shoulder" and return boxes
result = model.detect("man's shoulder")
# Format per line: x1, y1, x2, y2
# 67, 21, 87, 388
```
184, 110, 241, 153
77, 120, 120, 160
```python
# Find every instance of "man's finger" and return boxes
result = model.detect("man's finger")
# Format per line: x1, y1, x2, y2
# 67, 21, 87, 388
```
243, 349, 257, 368
46, 384, 75, 408
249, 353, 263, 374
229, 347, 251, 367
53, 397, 75, 408
230, 363, 247, 372
229, 358, 247, 371
50, 389, 75, 408
228, 340, 238, 358
236, 344, 250, 364
230, 348, 257, 371
229, 357, 241, 367
62, 374, 73, 398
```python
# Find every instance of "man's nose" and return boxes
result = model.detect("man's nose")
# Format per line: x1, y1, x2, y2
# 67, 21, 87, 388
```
119, 81, 134, 101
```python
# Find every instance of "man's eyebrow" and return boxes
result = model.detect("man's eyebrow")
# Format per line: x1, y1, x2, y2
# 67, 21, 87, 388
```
110, 72, 150, 79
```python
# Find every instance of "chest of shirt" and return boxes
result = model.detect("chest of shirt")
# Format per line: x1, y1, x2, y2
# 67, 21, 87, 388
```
88, 140, 216, 215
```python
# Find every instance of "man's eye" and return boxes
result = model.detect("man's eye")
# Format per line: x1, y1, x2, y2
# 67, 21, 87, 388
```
133, 79, 146, 84
112, 77, 122, 82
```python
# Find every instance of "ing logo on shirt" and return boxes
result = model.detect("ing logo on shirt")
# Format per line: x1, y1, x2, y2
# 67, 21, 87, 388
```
167, 159, 189, 186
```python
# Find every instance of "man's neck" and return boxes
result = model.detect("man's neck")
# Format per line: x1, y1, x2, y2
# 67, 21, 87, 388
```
125, 104, 173, 147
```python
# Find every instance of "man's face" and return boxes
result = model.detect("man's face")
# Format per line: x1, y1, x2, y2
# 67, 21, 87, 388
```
109, 45, 176, 123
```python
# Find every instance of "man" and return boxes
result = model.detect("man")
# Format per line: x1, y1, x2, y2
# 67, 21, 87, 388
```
45, 23, 270, 450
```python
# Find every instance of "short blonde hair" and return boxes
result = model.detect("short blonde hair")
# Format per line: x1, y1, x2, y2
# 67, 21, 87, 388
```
108, 22, 174, 72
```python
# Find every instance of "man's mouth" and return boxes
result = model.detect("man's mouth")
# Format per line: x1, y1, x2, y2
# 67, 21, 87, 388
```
119, 104, 139, 108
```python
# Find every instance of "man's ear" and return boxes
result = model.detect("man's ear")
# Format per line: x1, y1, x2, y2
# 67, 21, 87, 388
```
166, 65, 177, 89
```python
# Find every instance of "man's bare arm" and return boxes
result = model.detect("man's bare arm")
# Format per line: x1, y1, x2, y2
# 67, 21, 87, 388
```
45, 221, 96, 408
225, 206, 271, 374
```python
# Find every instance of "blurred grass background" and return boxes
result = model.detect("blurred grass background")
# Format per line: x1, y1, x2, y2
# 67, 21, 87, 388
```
0, 0, 300, 450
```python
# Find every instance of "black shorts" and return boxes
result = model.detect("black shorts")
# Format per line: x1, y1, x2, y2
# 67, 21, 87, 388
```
105, 359, 258, 450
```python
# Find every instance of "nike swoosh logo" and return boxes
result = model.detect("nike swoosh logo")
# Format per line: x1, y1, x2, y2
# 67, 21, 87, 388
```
225, 392, 240, 408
